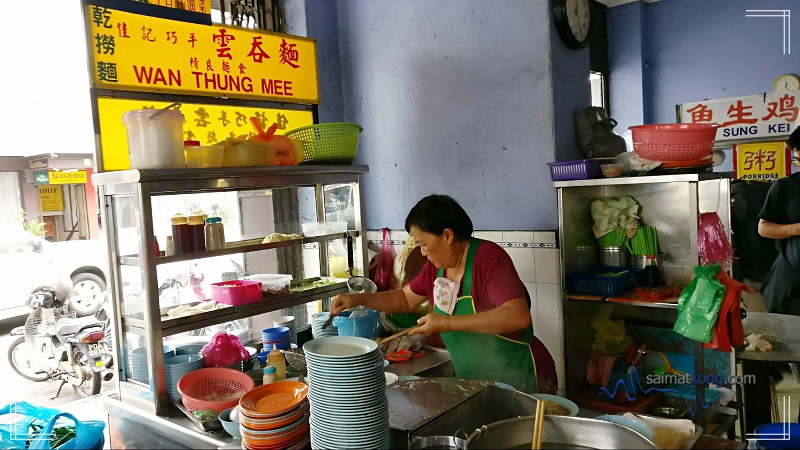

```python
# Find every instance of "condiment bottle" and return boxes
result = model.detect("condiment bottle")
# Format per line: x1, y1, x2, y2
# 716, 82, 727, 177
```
165, 236, 175, 256
262, 365, 278, 385
205, 217, 226, 250
187, 211, 206, 253
266, 345, 287, 381
154, 237, 160, 256
170, 213, 191, 255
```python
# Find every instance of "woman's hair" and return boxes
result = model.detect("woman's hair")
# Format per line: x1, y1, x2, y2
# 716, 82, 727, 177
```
790, 126, 800, 152
405, 194, 473, 241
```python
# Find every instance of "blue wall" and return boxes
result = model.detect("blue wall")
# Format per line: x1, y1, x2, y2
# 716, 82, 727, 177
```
307, 0, 571, 231
610, 0, 800, 134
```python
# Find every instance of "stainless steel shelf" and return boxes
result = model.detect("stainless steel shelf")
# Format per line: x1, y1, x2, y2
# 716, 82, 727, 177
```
121, 280, 347, 336
552, 171, 734, 188
119, 231, 359, 266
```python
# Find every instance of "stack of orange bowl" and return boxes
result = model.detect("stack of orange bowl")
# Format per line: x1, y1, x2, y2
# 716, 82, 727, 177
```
238, 381, 310, 450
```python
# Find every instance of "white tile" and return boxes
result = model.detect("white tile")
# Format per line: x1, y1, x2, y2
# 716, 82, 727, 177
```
536, 283, 562, 320
530, 317, 540, 334
553, 354, 565, 391
366, 230, 382, 242
393, 244, 404, 256
503, 231, 534, 245
507, 247, 536, 283
537, 318, 563, 356
524, 282, 538, 318
473, 231, 503, 242
534, 231, 557, 245
391, 230, 410, 242
535, 248, 560, 284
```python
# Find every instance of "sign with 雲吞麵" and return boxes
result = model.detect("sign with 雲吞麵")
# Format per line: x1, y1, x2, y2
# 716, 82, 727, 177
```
733, 141, 790, 181
97, 97, 314, 171
131, 0, 211, 15
86, 5, 319, 104
39, 186, 63, 212
680, 91, 800, 143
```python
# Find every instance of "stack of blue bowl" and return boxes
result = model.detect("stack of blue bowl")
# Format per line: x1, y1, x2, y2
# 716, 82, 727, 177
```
262, 327, 291, 350
311, 312, 339, 339
129, 345, 175, 383
165, 354, 204, 402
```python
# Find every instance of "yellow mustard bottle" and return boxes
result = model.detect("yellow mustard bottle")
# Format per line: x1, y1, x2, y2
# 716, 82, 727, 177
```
266, 345, 287, 380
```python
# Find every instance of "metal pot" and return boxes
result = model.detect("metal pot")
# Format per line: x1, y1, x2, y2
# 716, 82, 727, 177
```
599, 246, 630, 268
410, 435, 467, 449
465, 416, 657, 449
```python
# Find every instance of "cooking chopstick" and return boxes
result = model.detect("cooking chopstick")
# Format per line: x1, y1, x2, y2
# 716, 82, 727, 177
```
377, 326, 419, 346
532, 399, 545, 449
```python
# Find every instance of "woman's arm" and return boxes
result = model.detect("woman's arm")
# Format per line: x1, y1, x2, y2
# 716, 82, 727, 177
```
329, 285, 428, 315
758, 219, 800, 240
410, 298, 531, 336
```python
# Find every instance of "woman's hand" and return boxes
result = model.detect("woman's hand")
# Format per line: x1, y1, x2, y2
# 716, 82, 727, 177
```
329, 294, 363, 316
410, 313, 452, 336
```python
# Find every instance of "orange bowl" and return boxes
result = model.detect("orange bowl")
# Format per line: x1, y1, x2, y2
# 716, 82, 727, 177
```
239, 381, 308, 416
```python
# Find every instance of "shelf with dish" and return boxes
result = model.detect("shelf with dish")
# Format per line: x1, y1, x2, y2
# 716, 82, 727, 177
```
118, 231, 360, 266
121, 277, 348, 336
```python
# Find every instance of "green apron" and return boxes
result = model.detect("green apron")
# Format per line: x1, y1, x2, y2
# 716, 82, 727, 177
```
434, 238, 539, 394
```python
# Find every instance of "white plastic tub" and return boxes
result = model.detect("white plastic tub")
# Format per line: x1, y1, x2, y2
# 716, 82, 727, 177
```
241, 274, 293, 297
123, 109, 186, 169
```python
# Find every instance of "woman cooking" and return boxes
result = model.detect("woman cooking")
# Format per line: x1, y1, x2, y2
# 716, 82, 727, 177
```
330, 194, 557, 394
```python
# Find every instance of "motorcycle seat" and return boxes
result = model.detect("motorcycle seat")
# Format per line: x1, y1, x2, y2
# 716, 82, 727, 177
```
56, 316, 102, 337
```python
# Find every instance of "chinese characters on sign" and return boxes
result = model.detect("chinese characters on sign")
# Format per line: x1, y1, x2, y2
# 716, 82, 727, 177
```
681, 91, 800, 142
97, 98, 314, 171
131, 0, 210, 15
86, 5, 319, 103
733, 142, 790, 181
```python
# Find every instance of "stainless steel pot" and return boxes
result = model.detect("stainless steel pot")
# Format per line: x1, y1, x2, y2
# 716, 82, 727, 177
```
409, 435, 467, 449
599, 246, 630, 268
465, 416, 657, 449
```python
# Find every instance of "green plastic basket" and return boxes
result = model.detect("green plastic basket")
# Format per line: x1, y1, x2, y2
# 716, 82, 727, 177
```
284, 122, 363, 164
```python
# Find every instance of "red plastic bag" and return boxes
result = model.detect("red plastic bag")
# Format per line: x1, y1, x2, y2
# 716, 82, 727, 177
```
372, 228, 396, 291
199, 331, 249, 367
698, 212, 735, 265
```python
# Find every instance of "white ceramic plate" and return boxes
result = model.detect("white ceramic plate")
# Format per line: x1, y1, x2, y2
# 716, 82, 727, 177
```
303, 337, 378, 358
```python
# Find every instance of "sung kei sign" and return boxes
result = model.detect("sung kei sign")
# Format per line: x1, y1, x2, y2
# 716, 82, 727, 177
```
86, 5, 319, 104
680, 91, 800, 143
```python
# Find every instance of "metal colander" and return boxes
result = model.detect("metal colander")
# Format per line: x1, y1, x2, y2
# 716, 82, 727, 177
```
283, 348, 307, 371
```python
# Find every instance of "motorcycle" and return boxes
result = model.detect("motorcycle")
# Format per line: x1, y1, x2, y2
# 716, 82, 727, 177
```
7, 278, 114, 399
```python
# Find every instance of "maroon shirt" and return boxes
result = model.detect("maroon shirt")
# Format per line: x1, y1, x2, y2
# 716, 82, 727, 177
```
408, 240, 529, 342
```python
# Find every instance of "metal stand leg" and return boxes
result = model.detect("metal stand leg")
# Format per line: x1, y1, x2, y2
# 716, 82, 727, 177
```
51, 379, 68, 400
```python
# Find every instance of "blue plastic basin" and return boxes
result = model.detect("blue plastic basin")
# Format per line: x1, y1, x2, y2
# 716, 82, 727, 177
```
754, 423, 800, 449
333, 309, 381, 338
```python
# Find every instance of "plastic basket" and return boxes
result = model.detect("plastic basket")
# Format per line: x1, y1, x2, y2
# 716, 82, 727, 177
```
565, 267, 643, 297
547, 159, 608, 181
629, 123, 717, 161
177, 367, 255, 413
284, 122, 362, 164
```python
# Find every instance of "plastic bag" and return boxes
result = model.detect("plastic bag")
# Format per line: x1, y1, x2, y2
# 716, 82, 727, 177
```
574, 107, 627, 159
673, 264, 726, 343
199, 331, 249, 367
590, 305, 633, 355
698, 212, 735, 265
392, 235, 418, 289
0, 401, 105, 450
372, 228, 395, 292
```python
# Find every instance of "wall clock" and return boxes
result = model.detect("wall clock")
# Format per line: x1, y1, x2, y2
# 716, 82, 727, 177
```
772, 74, 800, 92
553, 0, 593, 50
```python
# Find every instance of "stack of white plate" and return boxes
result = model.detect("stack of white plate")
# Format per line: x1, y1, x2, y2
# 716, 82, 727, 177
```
310, 312, 339, 339
304, 337, 389, 449
165, 354, 204, 402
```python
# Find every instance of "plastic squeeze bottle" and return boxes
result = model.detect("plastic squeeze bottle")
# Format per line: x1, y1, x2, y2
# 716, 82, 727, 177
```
266, 346, 287, 380
170, 213, 191, 255
262, 365, 278, 385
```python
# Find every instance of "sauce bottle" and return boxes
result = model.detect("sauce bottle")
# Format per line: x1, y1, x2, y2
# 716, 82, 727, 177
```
266, 346, 287, 381
170, 213, 191, 255
204, 217, 226, 250
165, 236, 175, 256
262, 365, 278, 385
187, 211, 206, 253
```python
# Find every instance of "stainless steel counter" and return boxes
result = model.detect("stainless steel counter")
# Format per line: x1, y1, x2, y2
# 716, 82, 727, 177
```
552, 171, 734, 188
385, 345, 453, 377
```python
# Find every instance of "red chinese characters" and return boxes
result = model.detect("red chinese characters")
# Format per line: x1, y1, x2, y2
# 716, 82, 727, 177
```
247, 37, 270, 63
213, 29, 236, 60
762, 94, 799, 123
743, 149, 777, 172
117, 22, 130, 38
686, 104, 713, 123
279, 39, 300, 68
166, 31, 178, 45
722, 100, 758, 127
188, 33, 197, 48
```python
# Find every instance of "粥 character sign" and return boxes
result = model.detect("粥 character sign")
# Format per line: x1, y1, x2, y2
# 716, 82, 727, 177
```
85, 5, 319, 104
733, 141, 790, 181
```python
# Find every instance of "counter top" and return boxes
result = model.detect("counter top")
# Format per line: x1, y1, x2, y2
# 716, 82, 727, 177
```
385, 345, 452, 377
553, 171, 734, 188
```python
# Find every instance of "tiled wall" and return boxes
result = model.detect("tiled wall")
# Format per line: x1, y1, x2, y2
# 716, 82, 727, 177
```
366, 229, 566, 395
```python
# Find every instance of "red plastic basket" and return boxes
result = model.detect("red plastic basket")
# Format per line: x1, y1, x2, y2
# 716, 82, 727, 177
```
629, 123, 718, 161
177, 367, 255, 413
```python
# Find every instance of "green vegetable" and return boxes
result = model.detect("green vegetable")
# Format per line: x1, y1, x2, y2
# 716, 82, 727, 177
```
28, 423, 77, 448
193, 408, 219, 421
630, 226, 659, 256
597, 227, 628, 247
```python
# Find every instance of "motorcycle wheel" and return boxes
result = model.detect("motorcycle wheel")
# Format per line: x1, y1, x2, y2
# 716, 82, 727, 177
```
7, 336, 49, 382
72, 348, 101, 398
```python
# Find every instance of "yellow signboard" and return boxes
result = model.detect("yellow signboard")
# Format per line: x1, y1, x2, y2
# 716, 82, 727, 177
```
734, 141, 790, 181
86, 5, 319, 103
98, 97, 314, 171
131, 0, 211, 15
49, 171, 89, 185
39, 186, 64, 212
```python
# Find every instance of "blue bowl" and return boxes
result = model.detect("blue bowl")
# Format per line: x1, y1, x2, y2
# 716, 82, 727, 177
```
262, 340, 291, 351
333, 309, 381, 338
594, 415, 654, 440
754, 423, 800, 449
262, 326, 290, 340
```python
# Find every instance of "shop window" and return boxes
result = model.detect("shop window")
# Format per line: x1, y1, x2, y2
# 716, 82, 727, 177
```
0, 172, 23, 228
211, 0, 286, 32
590, 71, 606, 109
